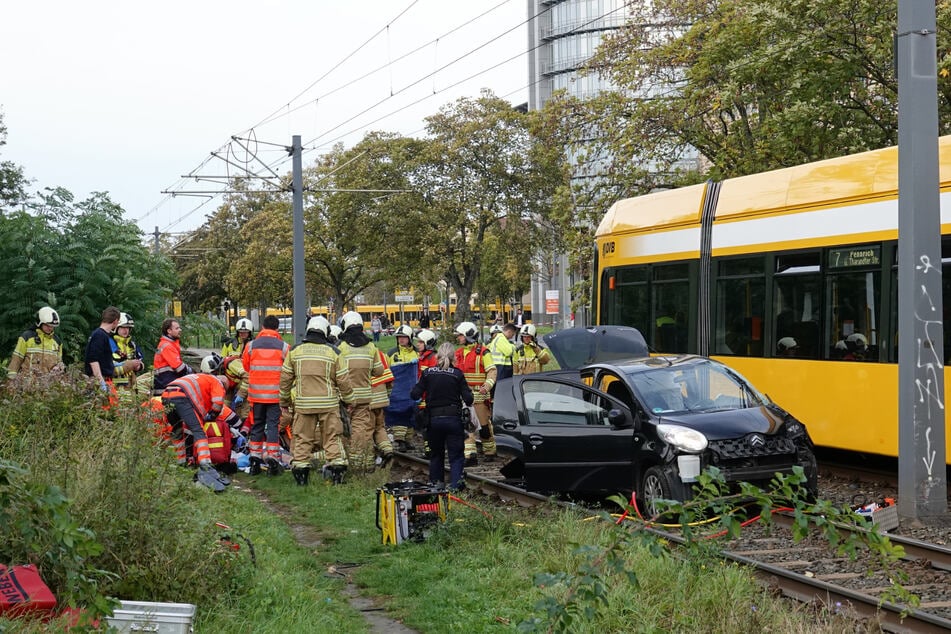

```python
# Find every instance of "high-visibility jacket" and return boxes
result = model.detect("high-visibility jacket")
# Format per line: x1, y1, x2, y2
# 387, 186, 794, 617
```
221, 356, 249, 399
370, 349, 394, 410
153, 335, 189, 391
338, 341, 384, 405
489, 333, 515, 369
162, 373, 224, 421
221, 336, 251, 358
387, 345, 418, 366
455, 343, 497, 404
7, 328, 62, 379
279, 340, 353, 412
417, 349, 437, 375
111, 334, 143, 387
514, 342, 552, 375
242, 329, 288, 403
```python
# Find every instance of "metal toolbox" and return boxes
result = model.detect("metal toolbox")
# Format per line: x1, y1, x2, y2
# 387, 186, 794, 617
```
106, 601, 196, 633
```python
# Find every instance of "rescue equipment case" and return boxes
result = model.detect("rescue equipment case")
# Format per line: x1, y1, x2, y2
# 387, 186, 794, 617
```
106, 600, 196, 633
0, 564, 56, 616
376, 481, 449, 545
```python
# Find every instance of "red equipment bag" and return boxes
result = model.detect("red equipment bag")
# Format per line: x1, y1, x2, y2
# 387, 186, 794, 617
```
0, 564, 57, 616
202, 416, 233, 466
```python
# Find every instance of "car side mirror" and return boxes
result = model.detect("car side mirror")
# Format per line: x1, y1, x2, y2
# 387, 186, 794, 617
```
608, 408, 632, 429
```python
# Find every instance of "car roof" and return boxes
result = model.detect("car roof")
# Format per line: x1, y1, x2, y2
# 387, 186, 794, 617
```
542, 326, 649, 369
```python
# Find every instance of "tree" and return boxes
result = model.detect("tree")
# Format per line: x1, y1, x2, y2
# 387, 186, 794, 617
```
0, 190, 176, 363
0, 110, 31, 213
415, 91, 563, 322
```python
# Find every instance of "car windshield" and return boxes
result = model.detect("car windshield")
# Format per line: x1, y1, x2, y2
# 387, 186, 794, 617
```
628, 359, 769, 414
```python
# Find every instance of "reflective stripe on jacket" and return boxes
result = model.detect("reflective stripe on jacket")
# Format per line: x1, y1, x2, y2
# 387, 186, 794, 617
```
280, 341, 353, 412
338, 341, 384, 404
489, 333, 515, 368
242, 329, 288, 403
370, 349, 393, 409
8, 328, 62, 378
162, 373, 224, 420
153, 335, 188, 389
455, 343, 497, 404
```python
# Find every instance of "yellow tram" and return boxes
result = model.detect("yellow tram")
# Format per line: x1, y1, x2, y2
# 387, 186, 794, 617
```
594, 137, 951, 463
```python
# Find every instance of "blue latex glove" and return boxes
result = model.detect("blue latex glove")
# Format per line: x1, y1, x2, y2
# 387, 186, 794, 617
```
234, 435, 247, 450
232, 395, 244, 409
99, 380, 109, 393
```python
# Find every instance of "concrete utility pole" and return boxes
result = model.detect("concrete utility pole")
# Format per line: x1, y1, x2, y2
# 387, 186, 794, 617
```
897, 1, 947, 519
153, 226, 160, 253
290, 135, 306, 345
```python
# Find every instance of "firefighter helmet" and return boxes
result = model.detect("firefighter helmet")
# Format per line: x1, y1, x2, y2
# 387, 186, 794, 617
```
341, 311, 364, 331
201, 352, 223, 374
490, 323, 503, 335
394, 325, 413, 339
37, 306, 60, 327
306, 316, 330, 337
328, 324, 342, 343
414, 328, 437, 350
846, 333, 868, 351
117, 312, 134, 328
235, 318, 253, 332
455, 321, 479, 343
777, 337, 798, 354
519, 324, 537, 339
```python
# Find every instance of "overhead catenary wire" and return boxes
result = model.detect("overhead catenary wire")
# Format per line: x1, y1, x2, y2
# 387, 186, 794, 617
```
149, 0, 632, 232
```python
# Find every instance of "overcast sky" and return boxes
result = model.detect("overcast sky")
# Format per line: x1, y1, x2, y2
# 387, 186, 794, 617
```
1, 1, 529, 236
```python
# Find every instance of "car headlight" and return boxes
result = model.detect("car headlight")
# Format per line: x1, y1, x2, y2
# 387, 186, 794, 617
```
656, 424, 708, 453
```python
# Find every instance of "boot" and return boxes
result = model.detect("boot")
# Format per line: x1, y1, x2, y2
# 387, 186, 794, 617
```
249, 456, 263, 476
465, 453, 478, 467
323, 465, 346, 485
266, 457, 284, 476
292, 467, 310, 486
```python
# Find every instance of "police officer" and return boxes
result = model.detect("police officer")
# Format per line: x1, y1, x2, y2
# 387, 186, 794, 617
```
411, 342, 473, 490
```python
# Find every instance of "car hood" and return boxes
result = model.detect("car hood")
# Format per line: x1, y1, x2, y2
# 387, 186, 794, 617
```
653, 406, 785, 441
542, 326, 649, 369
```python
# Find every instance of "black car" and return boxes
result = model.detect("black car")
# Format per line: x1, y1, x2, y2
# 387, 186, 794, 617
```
491, 326, 818, 513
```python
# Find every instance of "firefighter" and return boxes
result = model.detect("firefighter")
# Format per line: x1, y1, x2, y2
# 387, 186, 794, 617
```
454, 321, 497, 465
201, 352, 249, 420
152, 319, 192, 395
7, 306, 64, 383
111, 313, 145, 393
385, 325, 418, 451
337, 310, 389, 472
488, 322, 517, 384
242, 315, 290, 476
221, 318, 254, 357
513, 324, 552, 374
280, 316, 354, 486
412, 328, 438, 456
370, 348, 395, 464
160, 371, 231, 491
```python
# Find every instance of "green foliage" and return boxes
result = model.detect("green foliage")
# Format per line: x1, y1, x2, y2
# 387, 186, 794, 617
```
0, 373, 252, 614
0, 191, 176, 364
522, 467, 916, 631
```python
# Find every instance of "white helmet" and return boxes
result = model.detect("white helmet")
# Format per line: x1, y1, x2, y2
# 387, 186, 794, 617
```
117, 312, 134, 328
306, 316, 330, 337
846, 333, 868, 350
490, 323, 503, 335
341, 311, 363, 331
328, 324, 343, 343
414, 328, 437, 350
37, 306, 60, 326
455, 321, 478, 343
519, 324, 537, 339
394, 325, 413, 339
201, 352, 223, 374
777, 337, 798, 353
235, 318, 253, 332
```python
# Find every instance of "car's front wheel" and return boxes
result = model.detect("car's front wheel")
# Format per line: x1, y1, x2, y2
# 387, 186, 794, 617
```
639, 465, 681, 520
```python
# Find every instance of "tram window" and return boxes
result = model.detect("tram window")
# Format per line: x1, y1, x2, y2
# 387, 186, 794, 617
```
715, 277, 765, 356
890, 239, 951, 363
826, 271, 881, 361
613, 281, 649, 335
773, 267, 821, 359
652, 264, 689, 353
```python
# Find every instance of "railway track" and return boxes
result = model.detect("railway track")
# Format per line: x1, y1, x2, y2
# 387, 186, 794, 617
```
391, 452, 951, 632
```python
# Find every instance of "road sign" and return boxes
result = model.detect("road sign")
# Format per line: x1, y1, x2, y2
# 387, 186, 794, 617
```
395, 294, 414, 303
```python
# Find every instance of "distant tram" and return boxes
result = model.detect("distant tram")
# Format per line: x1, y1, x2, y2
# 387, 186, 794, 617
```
594, 136, 951, 464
